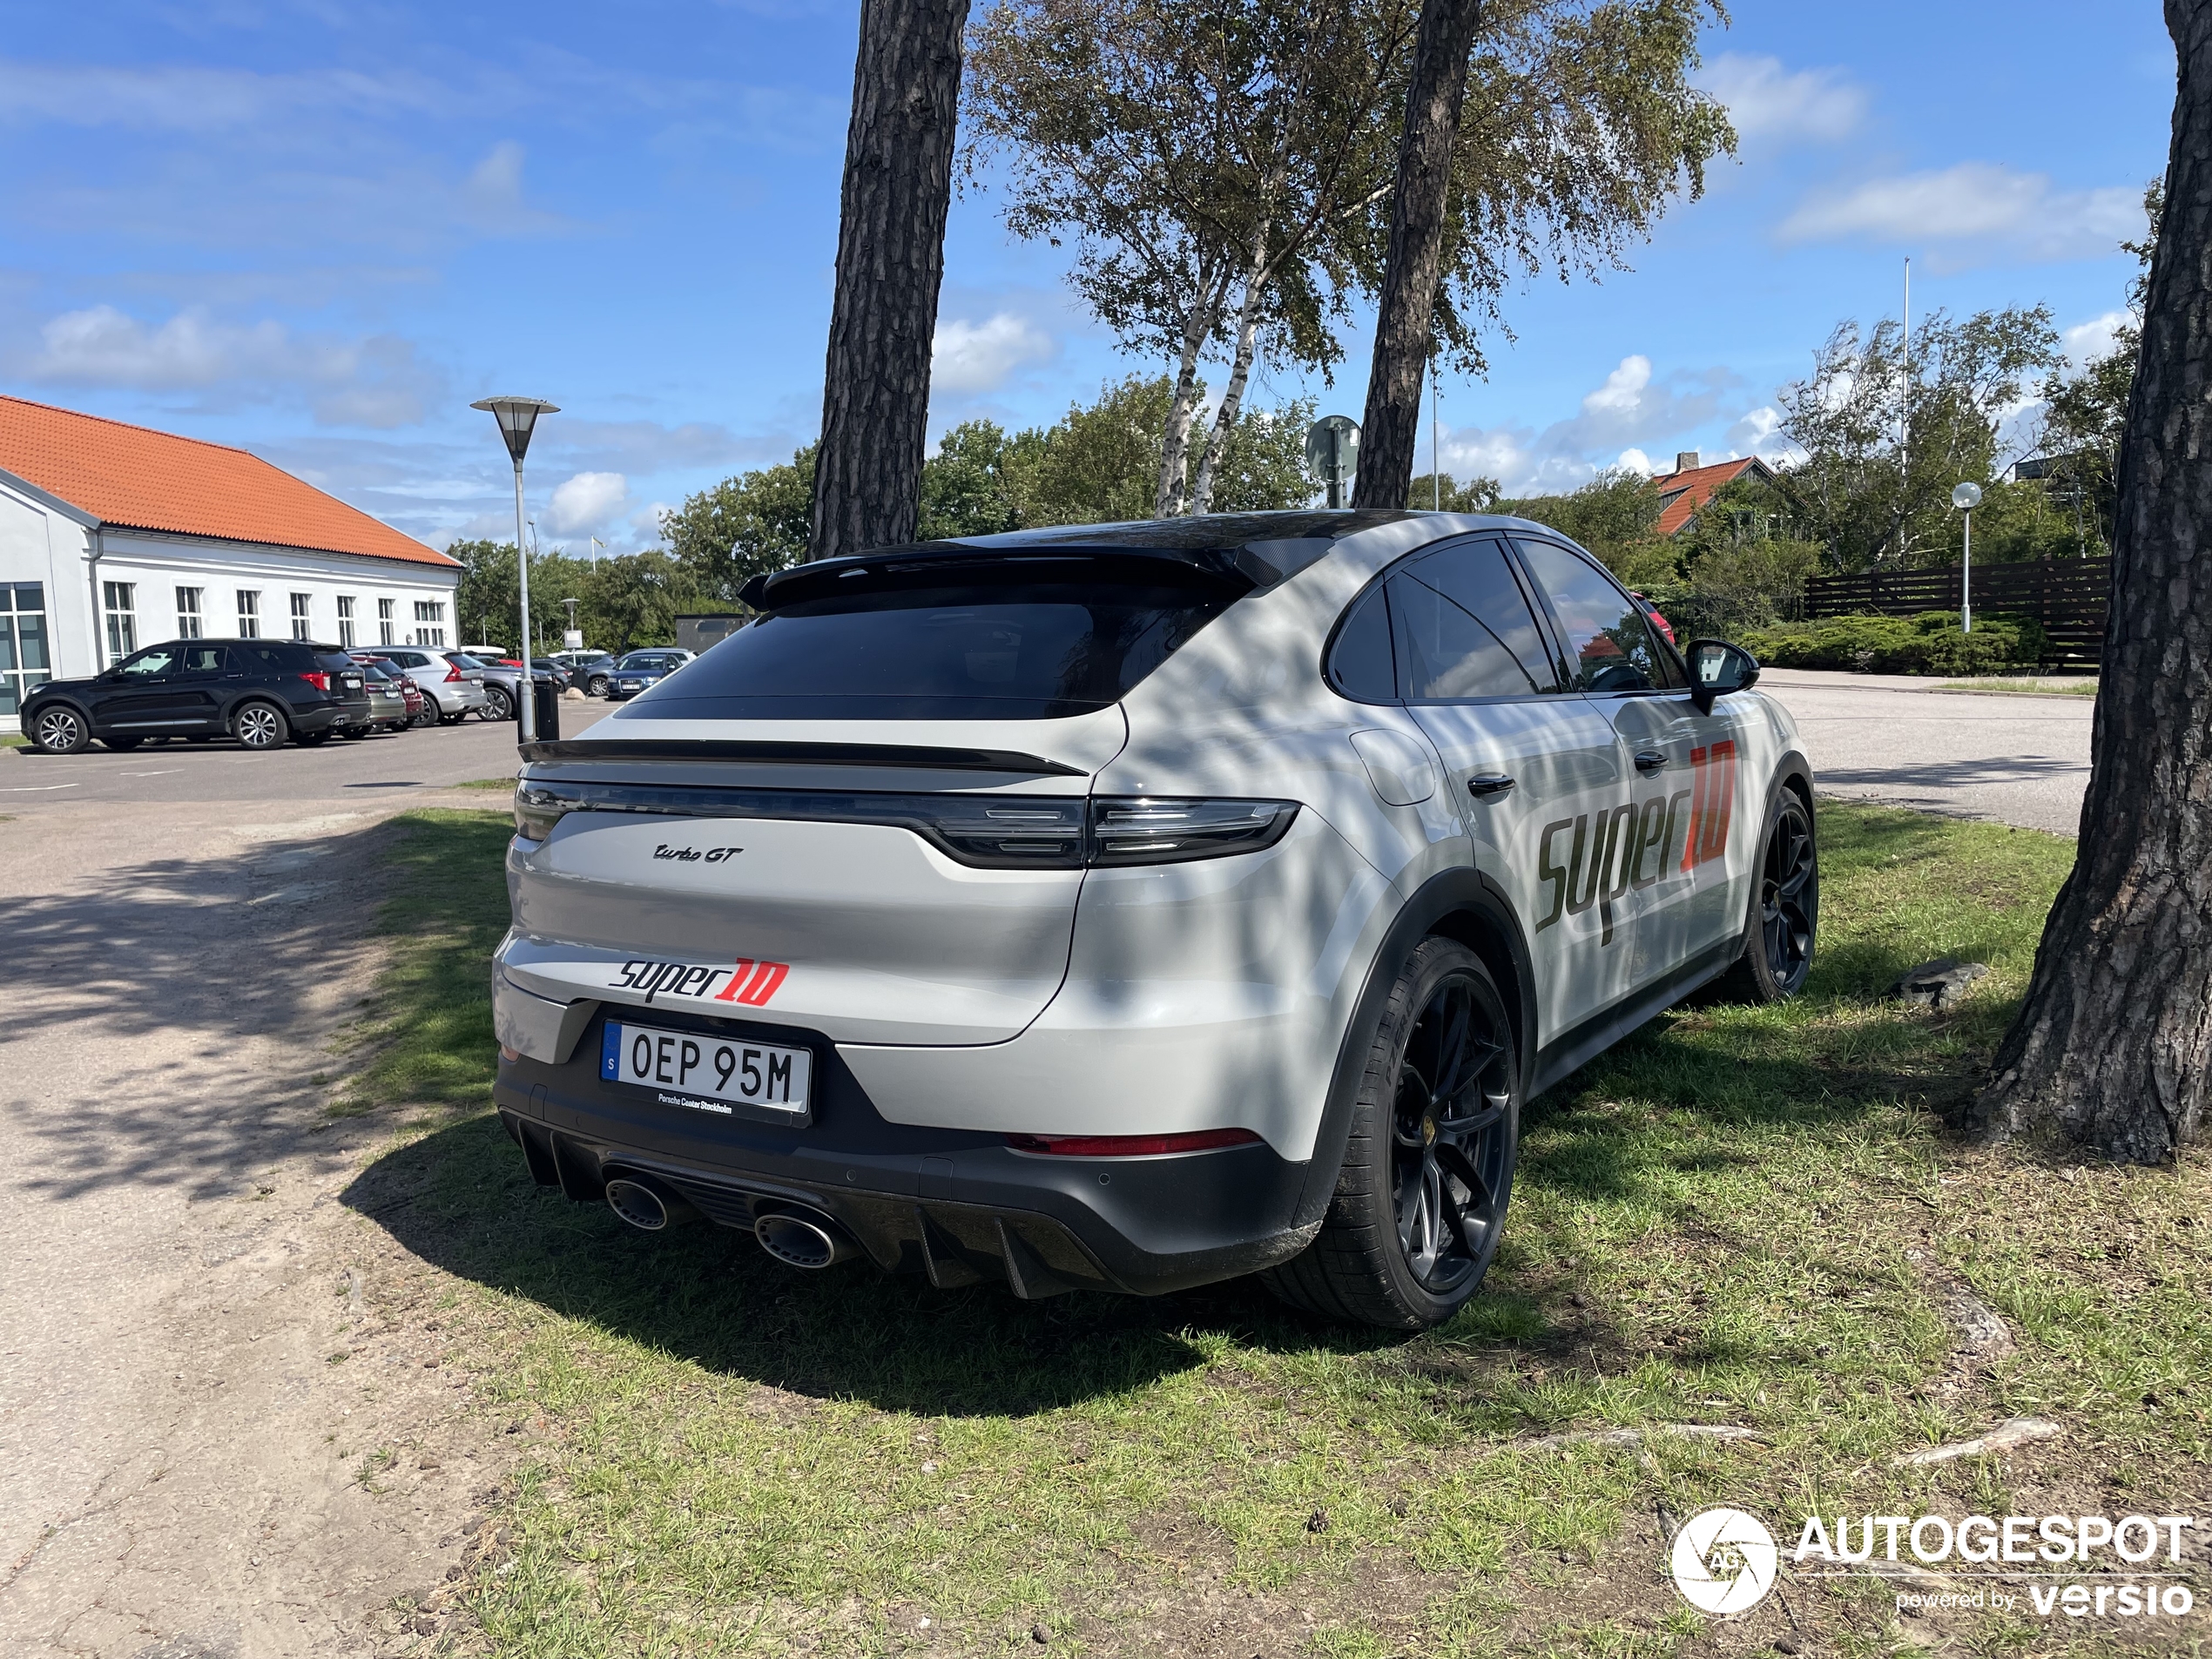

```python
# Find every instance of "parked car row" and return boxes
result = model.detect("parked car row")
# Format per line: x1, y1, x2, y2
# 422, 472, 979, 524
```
473, 647, 698, 701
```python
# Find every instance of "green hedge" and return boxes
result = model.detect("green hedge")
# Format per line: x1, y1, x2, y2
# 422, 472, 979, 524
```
1739, 610, 2047, 676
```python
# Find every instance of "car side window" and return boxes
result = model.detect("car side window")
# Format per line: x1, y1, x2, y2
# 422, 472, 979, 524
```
237, 644, 293, 674
179, 644, 230, 674
1325, 584, 1396, 702
1388, 540, 1559, 701
1513, 538, 1668, 695
115, 645, 180, 678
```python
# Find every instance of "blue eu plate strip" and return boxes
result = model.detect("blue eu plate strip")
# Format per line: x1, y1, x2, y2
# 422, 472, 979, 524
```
601, 1022, 623, 1081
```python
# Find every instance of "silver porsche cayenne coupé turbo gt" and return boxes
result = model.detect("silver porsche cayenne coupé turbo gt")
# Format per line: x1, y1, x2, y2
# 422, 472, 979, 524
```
491, 509, 1816, 1329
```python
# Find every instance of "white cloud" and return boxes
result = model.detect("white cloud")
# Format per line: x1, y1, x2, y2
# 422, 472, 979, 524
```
1435, 355, 1751, 495
1696, 53, 1866, 145
24, 304, 443, 427
2062, 308, 2132, 368
1615, 448, 1655, 476
1779, 164, 2143, 261
931, 313, 1055, 395
543, 470, 631, 536
1725, 405, 1805, 467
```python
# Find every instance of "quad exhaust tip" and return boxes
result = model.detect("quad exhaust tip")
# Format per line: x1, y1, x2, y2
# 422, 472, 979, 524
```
754, 1208, 858, 1270
604, 1177, 671, 1231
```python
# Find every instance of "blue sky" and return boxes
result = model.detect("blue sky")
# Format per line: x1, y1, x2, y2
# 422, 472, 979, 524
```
0, 1, 2172, 552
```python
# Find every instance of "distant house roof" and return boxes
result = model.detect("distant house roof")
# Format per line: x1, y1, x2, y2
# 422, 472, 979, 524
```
0, 395, 455, 570
1649, 453, 1779, 536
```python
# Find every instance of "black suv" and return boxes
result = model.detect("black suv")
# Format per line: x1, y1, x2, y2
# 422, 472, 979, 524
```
24, 639, 371, 753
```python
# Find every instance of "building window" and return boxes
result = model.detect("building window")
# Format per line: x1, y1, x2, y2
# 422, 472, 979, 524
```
237, 590, 261, 638
377, 597, 395, 645
103, 581, 138, 658
412, 599, 447, 647
0, 583, 50, 720
336, 596, 355, 648
289, 591, 313, 641
176, 586, 204, 638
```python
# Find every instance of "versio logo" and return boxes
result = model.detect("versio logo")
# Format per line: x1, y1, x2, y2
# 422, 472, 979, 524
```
1671, 1507, 1779, 1614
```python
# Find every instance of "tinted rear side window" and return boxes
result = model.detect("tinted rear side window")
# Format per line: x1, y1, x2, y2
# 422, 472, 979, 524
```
1389, 541, 1558, 700
635, 581, 1234, 720
237, 643, 305, 673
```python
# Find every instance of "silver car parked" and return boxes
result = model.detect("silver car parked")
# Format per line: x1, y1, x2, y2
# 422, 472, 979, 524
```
490, 512, 1815, 1329
366, 647, 486, 723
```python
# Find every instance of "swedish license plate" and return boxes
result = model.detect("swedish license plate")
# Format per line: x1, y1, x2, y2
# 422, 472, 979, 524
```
601, 1021, 812, 1120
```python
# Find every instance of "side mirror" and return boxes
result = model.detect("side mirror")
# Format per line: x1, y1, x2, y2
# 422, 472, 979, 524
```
1685, 639, 1760, 714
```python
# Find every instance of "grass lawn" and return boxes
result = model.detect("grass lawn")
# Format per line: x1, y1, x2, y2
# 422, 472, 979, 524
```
1934, 679, 2100, 698
341, 804, 2209, 1658
0, 732, 28, 748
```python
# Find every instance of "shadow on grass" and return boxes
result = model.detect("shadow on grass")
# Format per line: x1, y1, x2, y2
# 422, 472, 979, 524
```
344, 1110, 1437, 1418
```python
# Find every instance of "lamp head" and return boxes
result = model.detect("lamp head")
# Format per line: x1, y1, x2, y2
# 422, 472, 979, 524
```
1951, 482, 1984, 510
471, 396, 560, 464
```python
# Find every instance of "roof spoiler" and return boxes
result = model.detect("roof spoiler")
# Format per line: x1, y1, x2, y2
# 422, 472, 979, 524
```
519, 738, 1087, 776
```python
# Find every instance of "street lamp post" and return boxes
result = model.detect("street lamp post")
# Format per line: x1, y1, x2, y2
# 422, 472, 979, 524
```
470, 397, 560, 744
1952, 481, 1984, 633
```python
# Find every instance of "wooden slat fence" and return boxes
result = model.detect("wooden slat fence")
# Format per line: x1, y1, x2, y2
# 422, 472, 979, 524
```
1802, 557, 2110, 667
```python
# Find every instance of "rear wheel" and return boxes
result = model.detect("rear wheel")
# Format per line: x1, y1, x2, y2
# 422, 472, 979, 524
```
1721, 789, 1817, 1003
484, 684, 514, 721
1264, 938, 1519, 1331
588, 675, 610, 697
31, 705, 89, 754
233, 701, 288, 751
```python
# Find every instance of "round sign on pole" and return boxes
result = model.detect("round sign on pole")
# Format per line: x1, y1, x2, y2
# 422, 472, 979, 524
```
1305, 415, 1361, 507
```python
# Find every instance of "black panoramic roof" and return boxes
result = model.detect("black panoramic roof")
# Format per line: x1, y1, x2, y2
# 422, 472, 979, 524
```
740, 509, 1422, 611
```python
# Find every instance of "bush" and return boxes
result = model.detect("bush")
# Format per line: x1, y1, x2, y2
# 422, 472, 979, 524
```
1738, 610, 2044, 676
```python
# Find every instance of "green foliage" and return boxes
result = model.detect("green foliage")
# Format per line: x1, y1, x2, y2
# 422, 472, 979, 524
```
1406, 471, 1501, 511
1499, 469, 1668, 580
1740, 610, 2046, 677
915, 420, 1045, 540
655, 448, 817, 603
448, 540, 700, 656
1777, 305, 2063, 571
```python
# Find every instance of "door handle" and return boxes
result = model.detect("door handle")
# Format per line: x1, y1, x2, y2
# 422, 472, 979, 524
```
1634, 750, 1667, 772
1466, 773, 1516, 798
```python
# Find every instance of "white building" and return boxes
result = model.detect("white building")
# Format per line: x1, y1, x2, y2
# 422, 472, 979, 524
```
0, 395, 461, 732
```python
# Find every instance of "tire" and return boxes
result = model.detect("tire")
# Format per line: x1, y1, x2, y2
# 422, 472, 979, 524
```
588, 675, 610, 698
30, 705, 90, 754
1264, 937, 1520, 1331
233, 701, 289, 751
484, 685, 514, 722
102, 736, 143, 752
1719, 787, 1817, 1003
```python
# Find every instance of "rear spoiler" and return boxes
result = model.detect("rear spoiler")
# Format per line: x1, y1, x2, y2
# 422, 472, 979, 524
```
518, 738, 1086, 776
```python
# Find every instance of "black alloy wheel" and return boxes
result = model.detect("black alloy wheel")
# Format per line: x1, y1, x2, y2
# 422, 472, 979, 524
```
1390, 972, 1517, 1298
1265, 937, 1521, 1330
33, 705, 89, 754
1758, 794, 1817, 994
1725, 789, 1817, 1003
484, 684, 514, 721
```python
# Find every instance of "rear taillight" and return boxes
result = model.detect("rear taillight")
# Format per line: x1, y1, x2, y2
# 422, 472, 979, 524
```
298, 671, 329, 692
1006, 1129, 1261, 1157
509, 780, 1299, 867
445, 662, 462, 683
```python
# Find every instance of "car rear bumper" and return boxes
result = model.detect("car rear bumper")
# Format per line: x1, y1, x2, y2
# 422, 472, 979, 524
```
490, 1001, 1318, 1298
292, 699, 372, 733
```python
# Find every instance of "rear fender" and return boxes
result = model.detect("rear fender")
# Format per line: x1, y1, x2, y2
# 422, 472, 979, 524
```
1292, 868, 1535, 1228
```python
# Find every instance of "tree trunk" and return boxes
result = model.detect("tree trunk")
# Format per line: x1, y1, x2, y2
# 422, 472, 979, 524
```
1187, 256, 1268, 516
1156, 272, 1228, 517
810, 0, 972, 561
1975, 0, 2212, 1163
1352, 0, 1484, 509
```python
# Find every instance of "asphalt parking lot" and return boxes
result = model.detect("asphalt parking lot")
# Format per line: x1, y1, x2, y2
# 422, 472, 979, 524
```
0, 698, 611, 807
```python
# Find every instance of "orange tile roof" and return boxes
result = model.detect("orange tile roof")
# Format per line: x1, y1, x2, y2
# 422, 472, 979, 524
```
1651, 455, 1773, 536
0, 395, 455, 569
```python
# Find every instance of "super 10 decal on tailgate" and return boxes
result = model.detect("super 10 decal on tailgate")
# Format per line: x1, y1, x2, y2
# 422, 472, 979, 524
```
610, 957, 790, 1006
1534, 739, 1737, 946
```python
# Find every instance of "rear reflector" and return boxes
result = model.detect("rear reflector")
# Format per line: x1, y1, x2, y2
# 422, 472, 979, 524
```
1005, 1128, 1261, 1157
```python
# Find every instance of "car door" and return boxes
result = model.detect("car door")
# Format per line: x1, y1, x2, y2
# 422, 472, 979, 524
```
1373, 536, 1639, 1044
90, 644, 185, 732
169, 643, 240, 732
1508, 536, 1751, 981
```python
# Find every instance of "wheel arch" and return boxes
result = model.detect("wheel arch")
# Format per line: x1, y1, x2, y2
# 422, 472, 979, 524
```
1291, 866, 1537, 1230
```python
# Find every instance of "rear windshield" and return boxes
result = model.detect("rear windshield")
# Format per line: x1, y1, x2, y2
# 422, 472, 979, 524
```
628, 580, 1234, 720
